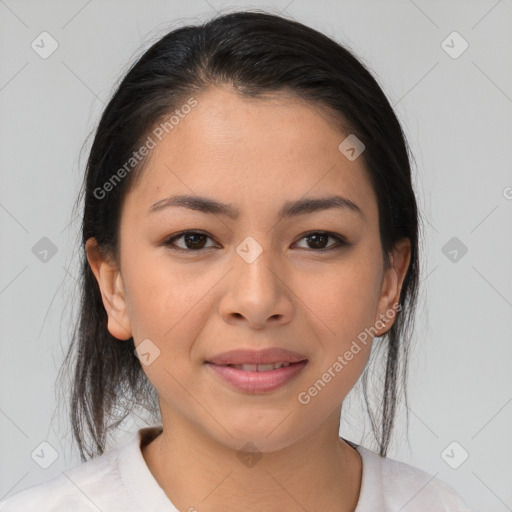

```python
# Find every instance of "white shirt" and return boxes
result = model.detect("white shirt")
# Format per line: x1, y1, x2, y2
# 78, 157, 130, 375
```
0, 425, 472, 511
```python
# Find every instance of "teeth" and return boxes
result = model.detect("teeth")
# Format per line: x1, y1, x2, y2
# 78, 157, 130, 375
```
229, 362, 292, 371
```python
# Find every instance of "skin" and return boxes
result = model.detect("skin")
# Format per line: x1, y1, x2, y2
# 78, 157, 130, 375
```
86, 86, 411, 512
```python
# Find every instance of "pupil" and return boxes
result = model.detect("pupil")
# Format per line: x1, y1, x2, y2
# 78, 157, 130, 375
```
308, 233, 327, 249
185, 233, 206, 249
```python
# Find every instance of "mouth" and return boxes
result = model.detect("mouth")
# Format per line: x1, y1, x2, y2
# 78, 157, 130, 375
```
205, 359, 308, 393
205, 347, 308, 366
219, 361, 300, 371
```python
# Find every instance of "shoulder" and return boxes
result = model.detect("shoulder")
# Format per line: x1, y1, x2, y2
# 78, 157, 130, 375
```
0, 437, 130, 512
355, 445, 473, 512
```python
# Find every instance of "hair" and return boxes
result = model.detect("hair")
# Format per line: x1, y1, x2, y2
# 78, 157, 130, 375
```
61, 9, 421, 462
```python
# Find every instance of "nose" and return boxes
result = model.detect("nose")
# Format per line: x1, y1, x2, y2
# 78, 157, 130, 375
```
218, 244, 294, 330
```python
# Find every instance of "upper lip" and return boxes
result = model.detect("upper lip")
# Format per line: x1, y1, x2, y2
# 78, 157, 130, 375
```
206, 348, 308, 365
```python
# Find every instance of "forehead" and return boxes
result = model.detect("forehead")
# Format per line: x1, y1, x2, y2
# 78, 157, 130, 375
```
123, 86, 378, 223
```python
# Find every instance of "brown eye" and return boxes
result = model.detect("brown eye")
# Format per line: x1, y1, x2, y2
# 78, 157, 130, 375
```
163, 231, 217, 251
294, 231, 349, 251
162, 230, 350, 253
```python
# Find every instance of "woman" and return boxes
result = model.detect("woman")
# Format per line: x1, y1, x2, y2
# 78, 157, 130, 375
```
0, 10, 472, 512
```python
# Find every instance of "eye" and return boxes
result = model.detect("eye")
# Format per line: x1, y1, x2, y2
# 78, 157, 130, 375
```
162, 231, 219, 252
293, 231, 350, 251
162, 230, 350, 253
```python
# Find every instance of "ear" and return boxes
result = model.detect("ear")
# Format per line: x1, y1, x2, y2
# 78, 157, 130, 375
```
374, 238, 411, 336
85, 238, 132, 340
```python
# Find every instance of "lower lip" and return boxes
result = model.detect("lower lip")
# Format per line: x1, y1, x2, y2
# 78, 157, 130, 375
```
205, 361, 308, 393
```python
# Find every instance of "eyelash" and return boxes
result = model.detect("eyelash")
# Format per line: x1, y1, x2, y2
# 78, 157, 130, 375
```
161, 230, 350, 253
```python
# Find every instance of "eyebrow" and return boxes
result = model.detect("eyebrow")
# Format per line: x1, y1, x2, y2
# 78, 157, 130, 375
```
147, 194, 364, 220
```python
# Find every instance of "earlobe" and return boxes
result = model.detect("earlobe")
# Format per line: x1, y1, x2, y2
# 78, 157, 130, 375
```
85, 238, 132, 340
376, 238, 411, 334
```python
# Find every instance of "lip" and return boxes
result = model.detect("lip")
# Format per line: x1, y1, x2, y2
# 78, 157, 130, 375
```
205, 347, 308, 366
205, 360, 308, 393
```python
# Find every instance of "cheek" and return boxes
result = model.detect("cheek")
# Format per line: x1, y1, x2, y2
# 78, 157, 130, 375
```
126, 269, 206, 343
295, 253, 383, 346
121, 244, 217, 370
293, 269, 378, 411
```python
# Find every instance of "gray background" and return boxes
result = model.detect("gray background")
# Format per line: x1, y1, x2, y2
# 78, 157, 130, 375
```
1, 1, 511, 510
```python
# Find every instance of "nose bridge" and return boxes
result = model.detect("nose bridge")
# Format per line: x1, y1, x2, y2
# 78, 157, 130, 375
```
233, 234, 280, 298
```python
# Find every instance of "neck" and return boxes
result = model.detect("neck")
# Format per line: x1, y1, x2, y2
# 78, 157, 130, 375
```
141, 407, 362, 512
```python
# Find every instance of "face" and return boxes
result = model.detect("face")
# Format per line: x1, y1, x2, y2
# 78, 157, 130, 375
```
87, 87, 410, 453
